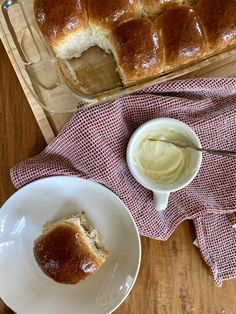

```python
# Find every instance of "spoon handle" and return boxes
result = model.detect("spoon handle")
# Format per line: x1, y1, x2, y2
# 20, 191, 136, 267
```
183, 145, 236, 158
200, 148, 236, 158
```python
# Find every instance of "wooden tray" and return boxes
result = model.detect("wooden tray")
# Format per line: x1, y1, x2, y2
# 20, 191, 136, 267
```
1, 14, 236, 143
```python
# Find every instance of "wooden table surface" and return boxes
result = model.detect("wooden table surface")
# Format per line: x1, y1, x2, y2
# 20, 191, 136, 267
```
1, 40, 236, 314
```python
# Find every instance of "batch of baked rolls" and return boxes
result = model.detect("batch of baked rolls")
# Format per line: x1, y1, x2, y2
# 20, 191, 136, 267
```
34, 0, 236, 85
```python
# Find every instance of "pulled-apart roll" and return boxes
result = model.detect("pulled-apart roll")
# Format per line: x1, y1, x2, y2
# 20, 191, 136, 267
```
34, 0, 94, 59
34, 0, 236, 86
156, 5, 207, 70
196, 0, 236, 52
110, 18, 163, 85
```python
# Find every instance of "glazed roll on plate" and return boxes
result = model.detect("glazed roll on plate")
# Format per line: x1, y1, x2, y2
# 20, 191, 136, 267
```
34, 0, 93, 60
156, 5, 207, 70
110, 18, 163, 85
196, 0, 236, 52
33, 213, 108, 284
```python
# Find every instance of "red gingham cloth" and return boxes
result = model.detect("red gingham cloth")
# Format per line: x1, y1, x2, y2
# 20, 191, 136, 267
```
11, 79, 236, 286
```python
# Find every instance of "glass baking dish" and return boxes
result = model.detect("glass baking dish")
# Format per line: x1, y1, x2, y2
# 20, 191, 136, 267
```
1, 0, 236, 113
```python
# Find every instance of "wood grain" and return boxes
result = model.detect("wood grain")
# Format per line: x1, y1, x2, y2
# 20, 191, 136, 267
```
1, 38, 236, 314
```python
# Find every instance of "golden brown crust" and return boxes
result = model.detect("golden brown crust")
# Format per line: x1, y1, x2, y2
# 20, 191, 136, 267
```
34, 0, 236, 85
142, 0, 183, 15
33, 223, 105, 284
157, 5, 207, 70
87, 0, 142, 31
34, 0, 88, 47
196, 0, 236, 51
111, 18, 163, 85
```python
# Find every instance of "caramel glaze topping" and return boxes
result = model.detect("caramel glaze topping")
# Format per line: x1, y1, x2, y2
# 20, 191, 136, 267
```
34, 0, 87, 45
33, 223, 99, 284
88, 0, 141, 30
158, 5, 207, 68
112, 18, 163, 83
196, 0, 236, 49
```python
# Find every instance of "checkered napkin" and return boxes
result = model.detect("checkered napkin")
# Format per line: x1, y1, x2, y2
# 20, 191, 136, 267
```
11, 79, 236, 286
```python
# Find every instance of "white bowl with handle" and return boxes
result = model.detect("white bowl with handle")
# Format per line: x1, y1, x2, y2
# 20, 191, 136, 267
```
126, 118, 202, 211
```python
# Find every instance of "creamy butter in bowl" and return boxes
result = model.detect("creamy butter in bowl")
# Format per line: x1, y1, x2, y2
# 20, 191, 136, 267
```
135, 129, 190, 185
127, 118, 202, 211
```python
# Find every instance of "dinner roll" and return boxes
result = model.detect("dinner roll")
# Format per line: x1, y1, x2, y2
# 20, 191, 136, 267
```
141, 0, 183, 16
34, 0, 236, 87
156, 5, 207, 70
196, 0, 236, 51
87, 0, 142, 52
34, 0, 95, 59
110, 18, 163, 85
33, 213, 108, 284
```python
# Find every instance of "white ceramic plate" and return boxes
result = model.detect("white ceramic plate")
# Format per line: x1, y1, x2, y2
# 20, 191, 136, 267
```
0, 176, 141, 314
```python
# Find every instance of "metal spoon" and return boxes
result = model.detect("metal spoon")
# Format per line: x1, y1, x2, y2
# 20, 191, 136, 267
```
147, 139, 236, 159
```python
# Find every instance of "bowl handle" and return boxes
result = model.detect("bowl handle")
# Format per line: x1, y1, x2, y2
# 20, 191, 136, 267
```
153, 191, 170, 211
